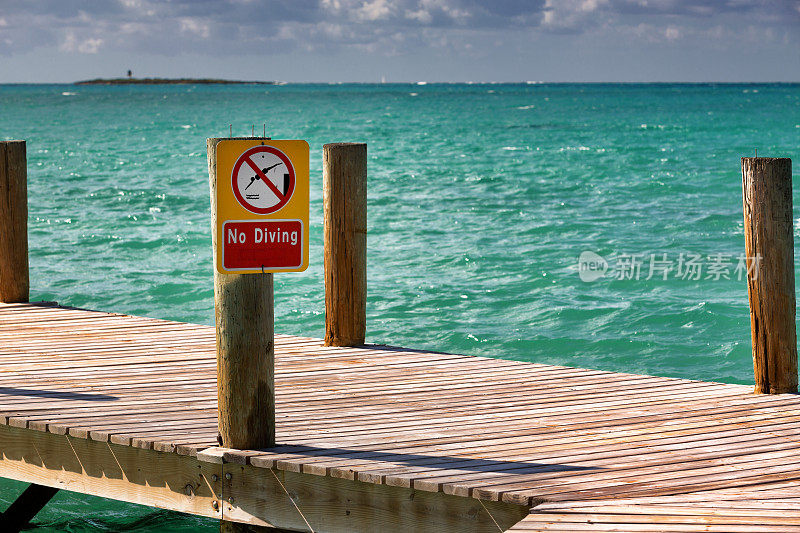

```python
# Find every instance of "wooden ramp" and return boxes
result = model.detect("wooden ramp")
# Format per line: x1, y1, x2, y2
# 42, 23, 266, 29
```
1, 302, 800, 532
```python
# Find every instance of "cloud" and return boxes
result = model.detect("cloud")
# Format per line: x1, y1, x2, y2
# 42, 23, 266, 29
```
179, 17, 211, 39
356, 0, 394, 21
664, 24, 680, 40
0, 0, 796, 61
542, 0, 610, 33
611, 0, 759, 17
60, 31, 104, 54
322, 0, 473, 26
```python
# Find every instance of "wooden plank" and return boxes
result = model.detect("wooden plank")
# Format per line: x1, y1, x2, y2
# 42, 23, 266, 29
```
515, 484, 800, 532
508, 512, 800, 532
219, 461, 529, 532
0, 423, 223, 521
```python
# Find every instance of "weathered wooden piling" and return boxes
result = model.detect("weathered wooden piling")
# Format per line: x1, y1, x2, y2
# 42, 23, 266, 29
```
741, 157, 797, 394
208, 138, 275, 449
0, 140, 29, 303
323, 143, 367, 347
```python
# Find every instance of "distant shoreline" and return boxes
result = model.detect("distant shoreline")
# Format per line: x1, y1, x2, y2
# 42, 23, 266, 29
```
0, 80, 791, 87
74, 78, 275, 85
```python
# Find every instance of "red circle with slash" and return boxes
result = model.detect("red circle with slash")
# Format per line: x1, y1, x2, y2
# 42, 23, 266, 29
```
231, 146, 295, 214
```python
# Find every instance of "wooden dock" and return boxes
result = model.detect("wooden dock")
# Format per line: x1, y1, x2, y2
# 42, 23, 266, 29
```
3, 302, 800, 532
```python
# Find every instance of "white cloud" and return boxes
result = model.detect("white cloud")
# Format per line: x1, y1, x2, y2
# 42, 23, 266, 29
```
406, 8, 433, 23
664, 25, 680, 40
630, 22, 686, 43
542, 0, 609, 31
321, 0, 343, 11
179, 17, 211, 39
419, 0, 471, 23
318, 22, 345, 38
79, 38, 103, 53
60, 31, 103, 54
322, 0, 471, 25
119, 22, 149, 35
357, 0, 393, 21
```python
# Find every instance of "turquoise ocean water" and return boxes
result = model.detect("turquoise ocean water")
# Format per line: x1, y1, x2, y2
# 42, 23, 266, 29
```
0, 83, 798, 530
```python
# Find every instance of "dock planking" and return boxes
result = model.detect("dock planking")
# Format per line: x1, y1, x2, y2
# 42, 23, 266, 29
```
511, 482, 800, 532
1, 302, 800, 531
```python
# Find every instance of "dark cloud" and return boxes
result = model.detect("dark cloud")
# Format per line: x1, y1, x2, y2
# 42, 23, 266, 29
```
456, 0, 547, 26
540, 0, 798, 34
0, 0, 124, 17
610, 0, 769, 17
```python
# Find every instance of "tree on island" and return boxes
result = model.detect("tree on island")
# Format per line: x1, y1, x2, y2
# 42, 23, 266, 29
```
127, 70, 132, 79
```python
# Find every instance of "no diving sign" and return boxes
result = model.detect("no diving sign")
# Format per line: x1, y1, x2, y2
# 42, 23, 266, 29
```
232, 145, 295, 215
213, 139, 309, 274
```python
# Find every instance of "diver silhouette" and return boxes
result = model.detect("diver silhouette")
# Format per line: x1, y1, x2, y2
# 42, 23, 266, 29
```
244, 162, 283, 190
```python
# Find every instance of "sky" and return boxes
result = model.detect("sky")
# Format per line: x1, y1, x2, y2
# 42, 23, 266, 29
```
0, 0, 798, 83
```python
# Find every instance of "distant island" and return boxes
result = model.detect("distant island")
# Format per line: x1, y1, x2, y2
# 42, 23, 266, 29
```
75, 78, 275, 85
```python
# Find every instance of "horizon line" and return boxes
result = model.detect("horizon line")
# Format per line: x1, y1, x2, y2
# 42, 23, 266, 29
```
1, 80, 799, 85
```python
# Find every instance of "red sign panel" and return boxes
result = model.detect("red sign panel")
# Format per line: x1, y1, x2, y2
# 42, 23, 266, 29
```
222, 220, 303, 271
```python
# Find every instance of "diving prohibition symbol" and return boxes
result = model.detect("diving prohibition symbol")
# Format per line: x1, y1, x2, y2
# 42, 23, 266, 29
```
231, 145, 296, 214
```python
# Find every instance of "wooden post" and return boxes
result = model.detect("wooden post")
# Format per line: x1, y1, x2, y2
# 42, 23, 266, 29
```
323, 143, 367, 347
742, 157, 797, 394
0, 140, 29, 303
208, 138, 275, 450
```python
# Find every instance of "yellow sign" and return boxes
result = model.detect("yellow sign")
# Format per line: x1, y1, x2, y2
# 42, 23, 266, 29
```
214, 139, 309, 274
